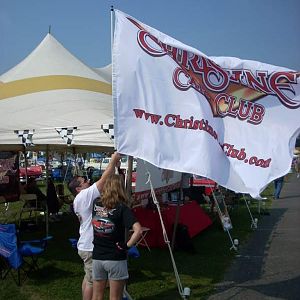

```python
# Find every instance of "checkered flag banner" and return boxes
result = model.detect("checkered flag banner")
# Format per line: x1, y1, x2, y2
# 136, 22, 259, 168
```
55, 127, 77, 146
101, 124, 114, 140
14, 130, 35, 147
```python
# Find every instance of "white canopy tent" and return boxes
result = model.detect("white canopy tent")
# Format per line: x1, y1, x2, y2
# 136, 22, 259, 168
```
0, 33, 114, 153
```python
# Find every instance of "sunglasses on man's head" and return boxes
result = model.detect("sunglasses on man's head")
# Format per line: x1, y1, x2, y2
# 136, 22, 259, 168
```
79, 176, 89, 186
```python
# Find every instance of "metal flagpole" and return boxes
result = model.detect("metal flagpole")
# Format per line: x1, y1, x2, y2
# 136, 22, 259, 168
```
110, 7, 134, 300
111, 6, 114, 59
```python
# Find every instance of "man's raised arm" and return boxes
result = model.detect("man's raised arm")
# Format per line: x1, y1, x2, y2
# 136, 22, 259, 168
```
96, 152, 121, 192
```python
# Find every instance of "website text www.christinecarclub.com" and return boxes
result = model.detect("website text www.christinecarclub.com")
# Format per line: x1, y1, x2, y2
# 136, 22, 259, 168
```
132, 108, 271, 169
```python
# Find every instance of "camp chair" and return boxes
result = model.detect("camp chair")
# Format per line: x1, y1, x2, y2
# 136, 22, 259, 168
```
18, 193, 49, 235
129, 227, 151, 252
19, 194, 38, 226
68, 238, 78, 249
0, 223, 52, 285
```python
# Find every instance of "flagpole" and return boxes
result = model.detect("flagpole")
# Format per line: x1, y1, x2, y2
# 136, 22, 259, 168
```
110, 6, 117, 152
110, 7, 134, 202
110, 6, 114, 59
110, 8, 134, 300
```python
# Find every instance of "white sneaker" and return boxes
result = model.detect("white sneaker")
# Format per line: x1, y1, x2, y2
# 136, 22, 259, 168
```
297, 174, 300, 178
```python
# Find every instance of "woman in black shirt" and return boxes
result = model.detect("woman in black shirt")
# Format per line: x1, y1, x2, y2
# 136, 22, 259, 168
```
92, 174, 142, 300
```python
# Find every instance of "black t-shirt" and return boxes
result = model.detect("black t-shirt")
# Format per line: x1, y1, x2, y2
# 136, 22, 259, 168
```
92, 199, 137, 260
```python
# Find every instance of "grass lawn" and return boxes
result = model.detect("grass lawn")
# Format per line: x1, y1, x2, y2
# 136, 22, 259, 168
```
0, 181, 275, 300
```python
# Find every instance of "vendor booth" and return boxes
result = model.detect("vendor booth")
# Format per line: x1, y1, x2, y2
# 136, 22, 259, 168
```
132, 201, 212, 248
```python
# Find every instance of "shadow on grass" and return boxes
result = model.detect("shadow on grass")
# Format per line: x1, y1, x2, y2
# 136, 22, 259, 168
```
208, 207, 288, 299
125, 198, 288, 300
126, 220, 239, 299
4, 182, 289, 300
18, 213, 80, 263
29, 264, 75, 283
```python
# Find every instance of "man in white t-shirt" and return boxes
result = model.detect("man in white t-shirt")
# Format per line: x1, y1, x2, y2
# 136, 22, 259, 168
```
68, 152, 120, 300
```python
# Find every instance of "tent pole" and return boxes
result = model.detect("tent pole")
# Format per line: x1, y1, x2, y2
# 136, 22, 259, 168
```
22, 147, 28, 184
45, 146, 49, 184
73, 148, 78, 176
171, 173, 183, 250
125, 156, 133, 205
63, 151, 71, 183
45, 146, 49, 237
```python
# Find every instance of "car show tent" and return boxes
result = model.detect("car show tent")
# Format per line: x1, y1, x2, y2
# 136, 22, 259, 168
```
0, 33, 114, 153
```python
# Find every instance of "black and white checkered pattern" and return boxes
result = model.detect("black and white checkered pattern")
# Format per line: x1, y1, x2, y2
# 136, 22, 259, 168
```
14, 130, 35, 147
101, 124, 114, 140
55, 127, 77, 146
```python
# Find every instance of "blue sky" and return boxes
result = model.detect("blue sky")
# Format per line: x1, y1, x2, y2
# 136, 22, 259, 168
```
1, 0, 299, 74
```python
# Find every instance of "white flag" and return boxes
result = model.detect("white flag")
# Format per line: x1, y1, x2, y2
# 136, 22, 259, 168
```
112, 10, 300, 198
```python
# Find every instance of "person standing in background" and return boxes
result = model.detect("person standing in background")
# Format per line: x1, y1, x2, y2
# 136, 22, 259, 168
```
295, 156, 300, 178
274, 175, 285, 199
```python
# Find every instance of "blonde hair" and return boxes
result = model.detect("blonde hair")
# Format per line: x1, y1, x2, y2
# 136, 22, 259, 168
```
101, 174, 128, 209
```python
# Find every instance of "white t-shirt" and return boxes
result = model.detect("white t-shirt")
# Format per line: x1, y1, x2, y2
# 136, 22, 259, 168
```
73, 183, 100, 251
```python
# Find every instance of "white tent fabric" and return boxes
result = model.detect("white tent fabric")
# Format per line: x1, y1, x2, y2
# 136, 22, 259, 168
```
0, 34, 114, 152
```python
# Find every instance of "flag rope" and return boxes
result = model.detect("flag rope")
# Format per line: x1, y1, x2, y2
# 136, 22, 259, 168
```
145, 167, 188, 299
242, 194, 258, 229
209, 186, 237, 251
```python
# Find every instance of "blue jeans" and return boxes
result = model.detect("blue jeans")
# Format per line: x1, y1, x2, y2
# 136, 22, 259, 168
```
274, 177, 284, 199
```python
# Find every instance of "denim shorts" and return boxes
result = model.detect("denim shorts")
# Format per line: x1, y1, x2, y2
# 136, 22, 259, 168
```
92, 259, 128, 281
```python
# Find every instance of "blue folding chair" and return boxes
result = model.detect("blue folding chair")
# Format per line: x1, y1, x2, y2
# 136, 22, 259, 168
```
68, 238, 78, 249
0, 223, 52, 285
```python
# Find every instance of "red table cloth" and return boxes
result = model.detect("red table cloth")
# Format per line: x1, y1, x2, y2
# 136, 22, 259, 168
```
132, 201, 212, 248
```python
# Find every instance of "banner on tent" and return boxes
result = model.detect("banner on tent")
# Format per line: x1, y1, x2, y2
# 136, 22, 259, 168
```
14, 130, 35, 147
133, 159, 181, 206
113, 10, 300, 198
101, 124, 114, 140
55, 127, 77, 146
0, 152, 19, 202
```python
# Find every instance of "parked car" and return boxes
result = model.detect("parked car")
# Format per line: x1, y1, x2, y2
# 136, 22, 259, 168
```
51, 168, 63, 181
19, 165, 44, 182
99, 156, 137, 171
